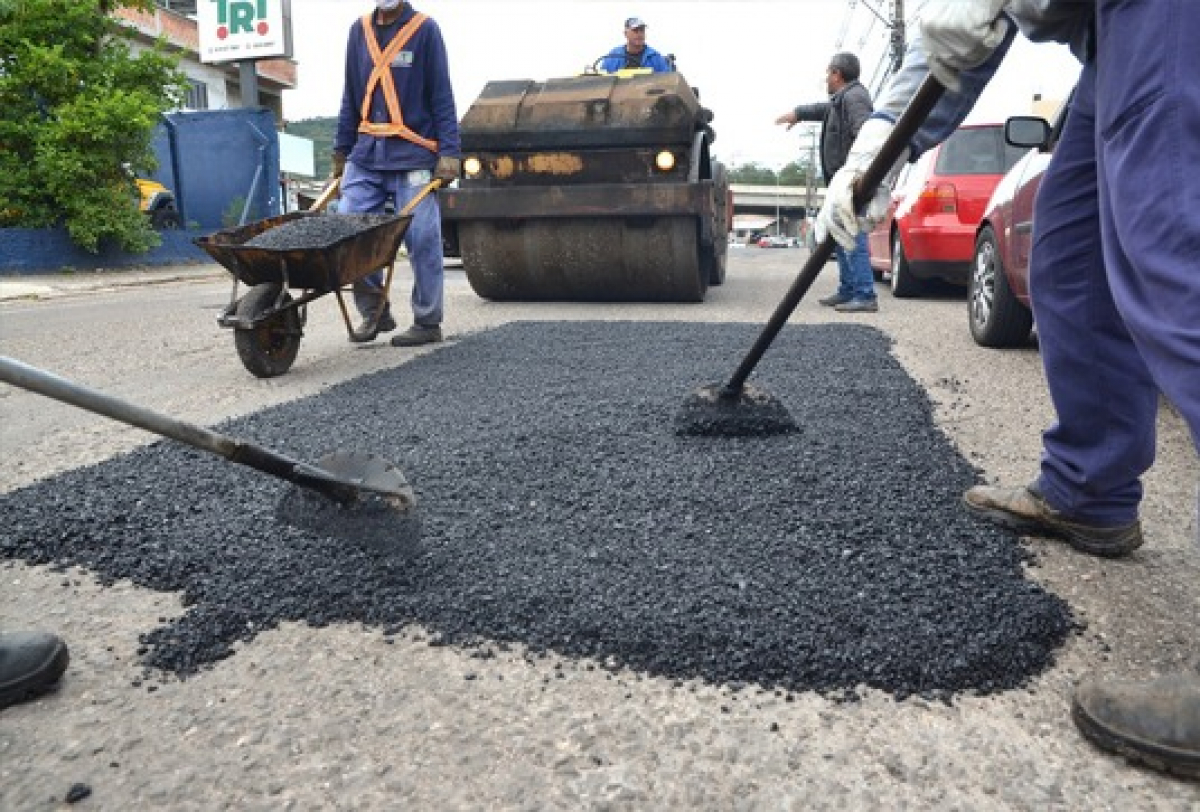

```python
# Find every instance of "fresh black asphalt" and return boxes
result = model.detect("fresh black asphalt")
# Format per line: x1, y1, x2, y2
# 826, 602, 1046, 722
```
0, 322, 1074, 699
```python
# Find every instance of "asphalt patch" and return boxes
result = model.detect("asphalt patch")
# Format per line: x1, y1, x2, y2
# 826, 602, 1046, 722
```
0, 322, 1073, 699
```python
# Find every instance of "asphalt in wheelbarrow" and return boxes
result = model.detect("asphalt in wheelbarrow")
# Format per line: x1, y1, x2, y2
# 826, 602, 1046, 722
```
0, 322, 1073, 700
242, 213, 398, 252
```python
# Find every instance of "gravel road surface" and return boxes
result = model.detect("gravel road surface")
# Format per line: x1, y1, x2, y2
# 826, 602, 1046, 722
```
1, 251, 1196, 810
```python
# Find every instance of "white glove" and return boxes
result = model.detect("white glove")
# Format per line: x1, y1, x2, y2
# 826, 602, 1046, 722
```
920, 0, 1012, 92
815, 118, 908, 251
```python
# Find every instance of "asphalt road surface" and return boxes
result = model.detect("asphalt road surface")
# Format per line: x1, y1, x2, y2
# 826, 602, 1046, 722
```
2, 249, 1197, 810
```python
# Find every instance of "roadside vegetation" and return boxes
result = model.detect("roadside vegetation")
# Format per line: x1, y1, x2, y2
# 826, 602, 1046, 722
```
0, 0, 187, 252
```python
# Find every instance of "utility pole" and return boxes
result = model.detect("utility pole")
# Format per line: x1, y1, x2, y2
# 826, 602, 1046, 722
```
890, 0, 906, 74
805, 126, 818, 228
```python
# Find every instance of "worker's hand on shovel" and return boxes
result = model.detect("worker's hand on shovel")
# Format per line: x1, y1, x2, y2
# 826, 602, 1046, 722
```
434, 156, 461, 184
920, 0, 1012, 92
815, 118, 909, 251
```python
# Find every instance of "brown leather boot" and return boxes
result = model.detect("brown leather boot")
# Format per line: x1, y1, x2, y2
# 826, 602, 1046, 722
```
1071, 673, 1200, 780
963, 484, 1143, 557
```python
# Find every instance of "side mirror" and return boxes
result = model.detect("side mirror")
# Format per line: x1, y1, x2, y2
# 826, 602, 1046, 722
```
1005, 116, 1052, 150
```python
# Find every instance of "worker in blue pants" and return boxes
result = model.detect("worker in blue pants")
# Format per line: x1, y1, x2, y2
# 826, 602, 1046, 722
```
817, 0, 1199, 780
340, 162, 446, 339
332, 1, 461, 347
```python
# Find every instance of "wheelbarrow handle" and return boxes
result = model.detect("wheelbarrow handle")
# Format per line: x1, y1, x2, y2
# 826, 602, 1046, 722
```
0, 356, 361, 504
398, 178, 444, 217
310, 177, 342, 213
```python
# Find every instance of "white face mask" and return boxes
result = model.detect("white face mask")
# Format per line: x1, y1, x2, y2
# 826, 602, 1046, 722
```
376, 0, 402, 10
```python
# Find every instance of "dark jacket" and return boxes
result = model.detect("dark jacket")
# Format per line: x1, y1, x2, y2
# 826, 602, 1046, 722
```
334, 3, 460, 171
792, 80, 873, 182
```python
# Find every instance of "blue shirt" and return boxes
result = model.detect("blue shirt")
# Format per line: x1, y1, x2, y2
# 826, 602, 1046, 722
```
599, 44, 674, 74
335, 4, 461, 171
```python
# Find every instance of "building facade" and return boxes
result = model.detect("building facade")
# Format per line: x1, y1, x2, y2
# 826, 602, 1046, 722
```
113, 1, 297, 120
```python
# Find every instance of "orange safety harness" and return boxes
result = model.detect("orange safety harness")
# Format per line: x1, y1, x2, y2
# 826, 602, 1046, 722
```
357, 12, 439, 152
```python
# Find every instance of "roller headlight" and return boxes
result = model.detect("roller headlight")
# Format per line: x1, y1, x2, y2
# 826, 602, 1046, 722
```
654, 150, 676, 172
463, 156, 483, 178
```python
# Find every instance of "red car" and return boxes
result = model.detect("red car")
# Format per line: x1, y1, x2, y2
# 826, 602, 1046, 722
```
968, 112, 1064, 348
868, 123, 1027, 297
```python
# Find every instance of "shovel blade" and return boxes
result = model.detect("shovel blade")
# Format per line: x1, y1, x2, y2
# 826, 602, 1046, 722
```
277, 451, 422, 559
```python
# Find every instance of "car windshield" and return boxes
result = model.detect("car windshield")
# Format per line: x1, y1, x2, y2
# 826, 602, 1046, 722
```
935, 127, 1028, 175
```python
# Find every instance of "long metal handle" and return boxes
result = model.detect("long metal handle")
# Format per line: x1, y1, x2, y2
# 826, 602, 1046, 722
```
723, 75, 946, 396
0, 356, 359, 504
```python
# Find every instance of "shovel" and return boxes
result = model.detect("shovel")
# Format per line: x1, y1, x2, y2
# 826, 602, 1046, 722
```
675, 75, 946, 437
0, 356, 416, 519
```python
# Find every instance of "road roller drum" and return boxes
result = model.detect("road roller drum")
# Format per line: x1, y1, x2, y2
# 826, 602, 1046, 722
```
441, 71, 730, 303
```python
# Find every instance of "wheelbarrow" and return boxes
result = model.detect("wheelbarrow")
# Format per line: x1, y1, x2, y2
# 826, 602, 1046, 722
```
196, 179, 441, 378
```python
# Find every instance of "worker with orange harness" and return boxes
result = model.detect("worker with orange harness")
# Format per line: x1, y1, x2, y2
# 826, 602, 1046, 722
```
332, 0, 461, 347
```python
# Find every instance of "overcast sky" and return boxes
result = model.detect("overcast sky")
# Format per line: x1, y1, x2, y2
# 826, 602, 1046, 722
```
282, 0, 1082, 168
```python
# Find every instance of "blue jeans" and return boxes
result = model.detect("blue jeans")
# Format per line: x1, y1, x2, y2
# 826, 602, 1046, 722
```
834, 231, 875, 302
338, 161, 444, 327
1030, 1, 1200, 525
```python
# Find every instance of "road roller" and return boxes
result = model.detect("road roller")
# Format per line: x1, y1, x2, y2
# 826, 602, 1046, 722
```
440, 70, 731, 303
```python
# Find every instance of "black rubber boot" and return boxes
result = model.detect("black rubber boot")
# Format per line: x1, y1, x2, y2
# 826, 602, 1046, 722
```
1071, 672, 1200, 780
0, 632, 70, 709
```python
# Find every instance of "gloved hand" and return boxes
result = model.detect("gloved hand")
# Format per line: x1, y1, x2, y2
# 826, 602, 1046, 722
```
815, 118, 908, 251
920, 0, 1012, 92
329, 151, 347, 180
434, 156, 461, 183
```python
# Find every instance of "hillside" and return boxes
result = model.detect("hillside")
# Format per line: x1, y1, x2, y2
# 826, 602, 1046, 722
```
285, 117, 337, 178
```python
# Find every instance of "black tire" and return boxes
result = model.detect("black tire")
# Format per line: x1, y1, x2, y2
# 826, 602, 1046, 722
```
889, 232, 925, 298
152, 207, 181, 230
969, 226, 1034, 348
706, 162, 729, 286
233, 284, 302, 378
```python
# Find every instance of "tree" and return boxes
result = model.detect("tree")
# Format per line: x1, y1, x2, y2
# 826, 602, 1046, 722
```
0, 0, 188, 252
726, 160, 823, 188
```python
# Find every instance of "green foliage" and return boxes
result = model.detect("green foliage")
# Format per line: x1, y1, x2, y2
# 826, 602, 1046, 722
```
0, 0, 189, 252
285, 117, 338, 179
727, 160, 820, 188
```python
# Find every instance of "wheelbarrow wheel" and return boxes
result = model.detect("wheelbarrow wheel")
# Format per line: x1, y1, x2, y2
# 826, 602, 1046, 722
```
233, 283, 302, 378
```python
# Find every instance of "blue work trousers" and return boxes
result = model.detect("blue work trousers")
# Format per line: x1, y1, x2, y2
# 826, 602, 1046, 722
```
1031, 1, 1200, 525
834, 231, 876, 302
338, 161, 445, 328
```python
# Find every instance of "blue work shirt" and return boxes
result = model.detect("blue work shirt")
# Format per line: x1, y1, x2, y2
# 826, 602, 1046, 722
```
335, 4, 461, 172
599, 44, 674, 74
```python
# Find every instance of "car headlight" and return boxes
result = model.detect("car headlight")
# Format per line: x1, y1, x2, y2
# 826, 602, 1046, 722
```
463, 156, 483, 178
654, 150, 676, 172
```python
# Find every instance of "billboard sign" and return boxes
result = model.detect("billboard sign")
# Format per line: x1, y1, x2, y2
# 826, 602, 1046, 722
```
197, 0, 292, 64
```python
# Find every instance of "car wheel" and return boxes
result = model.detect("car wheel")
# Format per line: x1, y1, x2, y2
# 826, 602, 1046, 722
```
889, 233, 924, 298
152, 207, 181, 230
969, 226, 1033, 348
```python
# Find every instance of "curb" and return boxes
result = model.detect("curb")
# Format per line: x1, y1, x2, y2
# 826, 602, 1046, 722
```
0, 265, 225, 303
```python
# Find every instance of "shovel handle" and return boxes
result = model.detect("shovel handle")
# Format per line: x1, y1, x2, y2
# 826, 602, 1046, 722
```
0, 356, 360, 505
722, 75, 946, 396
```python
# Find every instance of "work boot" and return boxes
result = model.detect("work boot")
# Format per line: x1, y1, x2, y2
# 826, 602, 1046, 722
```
390, 324, 443, 347
963, 484, 1143, 557
834, 298, 879, 313
1071, 672, 1200, 780
0, 632, 70, 710
819, 293, 849, 307
357, 311, 397, 336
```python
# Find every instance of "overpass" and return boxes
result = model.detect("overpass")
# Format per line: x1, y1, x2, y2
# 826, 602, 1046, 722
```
730, 183, 825, 242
